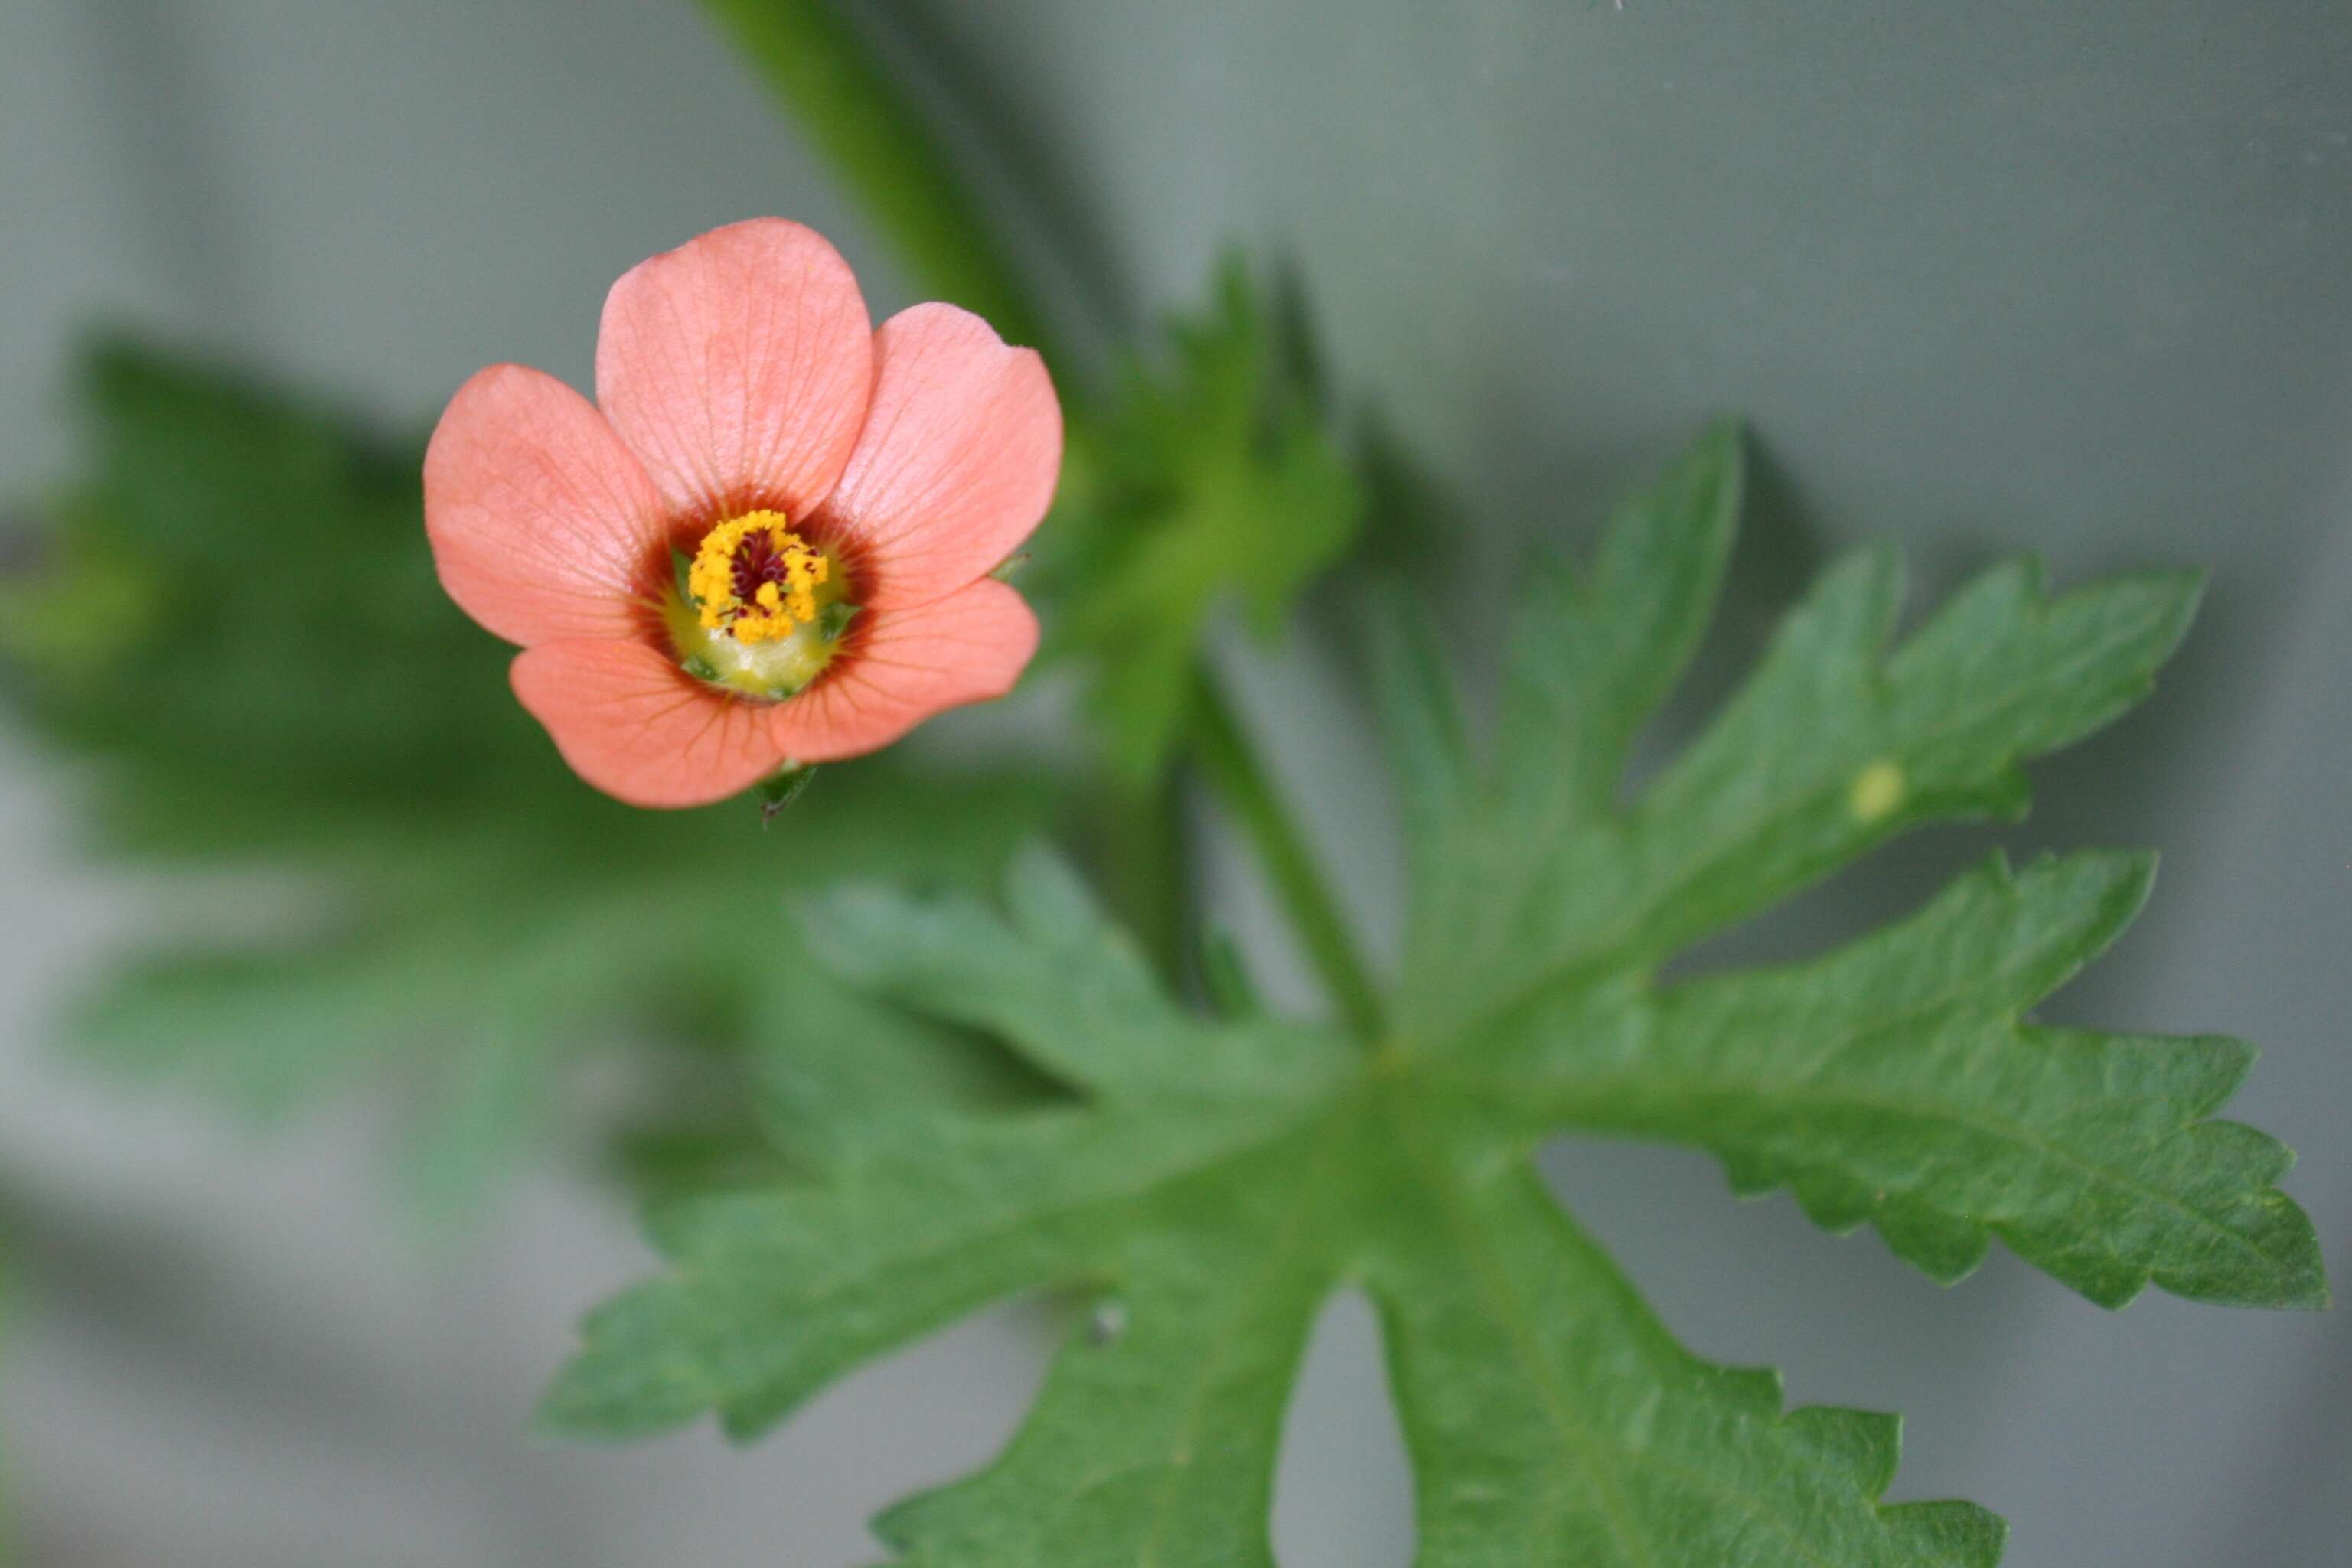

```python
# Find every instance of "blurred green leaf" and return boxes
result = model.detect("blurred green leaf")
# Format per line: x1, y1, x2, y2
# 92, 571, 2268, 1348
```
541, 424, 2317, 1560
2, 340, 1058, 1219
4, 340, 537, 827
1034, 257, 1365, 781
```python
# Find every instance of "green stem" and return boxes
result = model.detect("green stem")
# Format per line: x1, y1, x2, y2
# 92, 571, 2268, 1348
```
703, 0, 1187, 967
705, 2, 1358, 1024
697, 0, 1059, 361
1092, 771, 1192, 989
1187, 670, 1383, 1040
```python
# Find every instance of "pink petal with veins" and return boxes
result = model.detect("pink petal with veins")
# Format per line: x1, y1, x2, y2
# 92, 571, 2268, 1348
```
809, 302, 1061, 611
424, 364, 669, 647
597, 217, 873, 531
511, 638, 789, 808
771, 578, 1040, 762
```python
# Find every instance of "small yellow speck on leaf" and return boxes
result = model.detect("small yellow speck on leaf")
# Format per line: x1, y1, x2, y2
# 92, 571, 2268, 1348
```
1850, 759, 1905, 823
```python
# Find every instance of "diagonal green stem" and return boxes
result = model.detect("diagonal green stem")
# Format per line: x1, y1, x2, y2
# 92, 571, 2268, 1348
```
1186, 669, 1384, 1040
702, 2, 1372, 1023
698, 0, 1189, 960
1090, 770, 1194, 994
697, 0, 1059, 362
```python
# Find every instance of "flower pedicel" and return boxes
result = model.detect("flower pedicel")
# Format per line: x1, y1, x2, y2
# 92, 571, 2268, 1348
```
424, 218, 1062, 807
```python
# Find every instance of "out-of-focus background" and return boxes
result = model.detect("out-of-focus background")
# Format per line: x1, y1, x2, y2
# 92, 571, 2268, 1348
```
2, 3, 2346, 1565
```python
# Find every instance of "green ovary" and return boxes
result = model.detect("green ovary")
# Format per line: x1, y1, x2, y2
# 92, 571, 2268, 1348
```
665, 536, 857, 702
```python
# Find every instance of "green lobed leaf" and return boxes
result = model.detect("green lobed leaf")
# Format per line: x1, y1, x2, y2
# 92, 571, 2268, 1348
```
1483, 850, 2324, 1309
1378, 465, 2205, 1049
1368, 1119, 2008, 1568
543, 422, 2321, 1561
546, 859, 2005, 1564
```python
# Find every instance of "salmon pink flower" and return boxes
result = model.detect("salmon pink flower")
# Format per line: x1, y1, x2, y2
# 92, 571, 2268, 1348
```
423, 218, 1060, 807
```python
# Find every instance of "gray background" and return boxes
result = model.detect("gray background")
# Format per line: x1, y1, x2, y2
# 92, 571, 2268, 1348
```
2, 2, 2347, 1564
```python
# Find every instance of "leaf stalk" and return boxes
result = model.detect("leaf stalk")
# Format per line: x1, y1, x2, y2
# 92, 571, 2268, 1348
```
1186, 668, 1385, 1039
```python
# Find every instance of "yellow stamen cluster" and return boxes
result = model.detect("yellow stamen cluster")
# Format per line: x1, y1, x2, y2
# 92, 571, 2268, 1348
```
687, 510, 829, 644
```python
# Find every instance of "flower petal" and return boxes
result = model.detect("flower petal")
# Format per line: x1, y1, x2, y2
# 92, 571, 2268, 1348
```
424, 365, 669, 646
511, 638, 788, 808
771, 578, 1040, 762
809, 302, 1062, 611
596, 217, 873, 528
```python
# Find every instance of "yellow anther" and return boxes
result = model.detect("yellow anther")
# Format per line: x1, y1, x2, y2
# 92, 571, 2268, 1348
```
685, 510, 830, 644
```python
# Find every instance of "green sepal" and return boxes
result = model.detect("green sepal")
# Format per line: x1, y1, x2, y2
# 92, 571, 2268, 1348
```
758, 764, 819, 824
